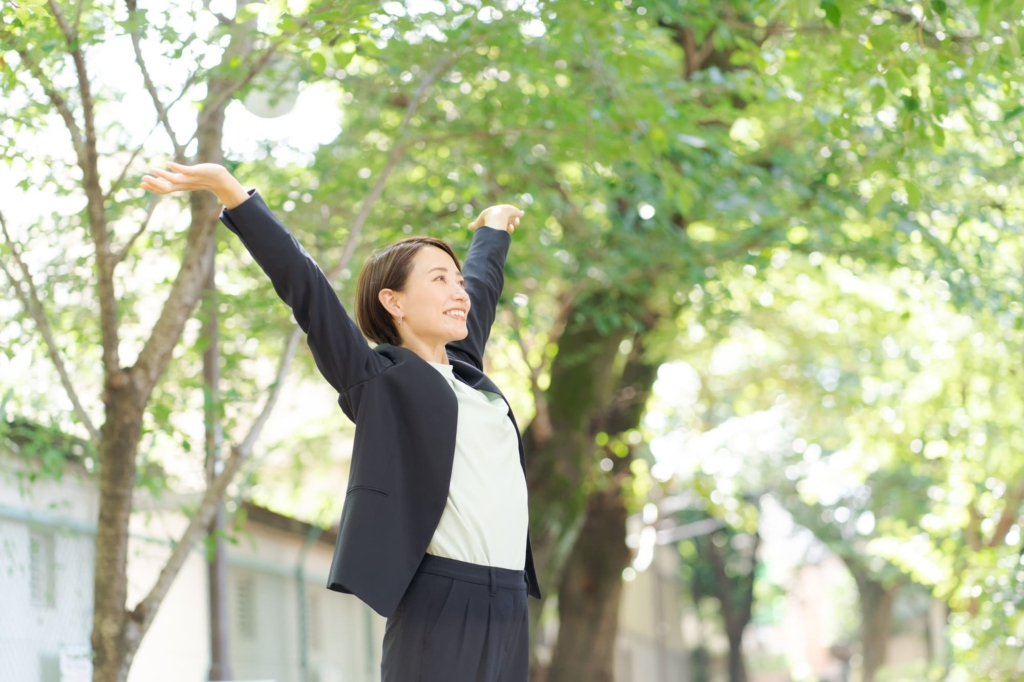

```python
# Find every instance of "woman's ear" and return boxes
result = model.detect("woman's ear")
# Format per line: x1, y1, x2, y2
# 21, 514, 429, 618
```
378, 288, 402, 318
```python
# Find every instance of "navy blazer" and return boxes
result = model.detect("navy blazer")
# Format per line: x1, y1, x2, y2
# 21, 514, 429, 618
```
219, 190, 541, 618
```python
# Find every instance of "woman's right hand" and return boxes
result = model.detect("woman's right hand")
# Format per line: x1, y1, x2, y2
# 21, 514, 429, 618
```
141, 161, 251, 209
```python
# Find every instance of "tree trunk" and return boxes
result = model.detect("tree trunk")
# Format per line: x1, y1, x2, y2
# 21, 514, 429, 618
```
544, 471, 630, 682
859, 580, 897, 682
202, 240, 232, 680
845, 560, 900, 682
726, 631, 746, 682
705, 530, 760, 682
542, 332, 661, 682
524, 289, 635, 659
90, 392, 145, 682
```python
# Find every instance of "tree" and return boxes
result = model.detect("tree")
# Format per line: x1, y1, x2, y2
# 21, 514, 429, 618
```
0, 3, 367, 679
528, 0, 1024, 676
543, 326, 662, 682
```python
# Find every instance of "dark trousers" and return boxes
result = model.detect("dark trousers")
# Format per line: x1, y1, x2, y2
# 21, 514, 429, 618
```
381, 553, 529, 682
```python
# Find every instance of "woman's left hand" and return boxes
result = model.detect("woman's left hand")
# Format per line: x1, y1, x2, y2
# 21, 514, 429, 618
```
469, 204, 523, 234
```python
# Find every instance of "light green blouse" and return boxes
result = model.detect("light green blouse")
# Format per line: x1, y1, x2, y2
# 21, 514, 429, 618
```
424, 360, 529, 570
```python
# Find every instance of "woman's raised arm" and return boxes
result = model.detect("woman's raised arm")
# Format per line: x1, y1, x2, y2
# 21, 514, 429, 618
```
443, 203, 523, 370
141, 162, 388, 394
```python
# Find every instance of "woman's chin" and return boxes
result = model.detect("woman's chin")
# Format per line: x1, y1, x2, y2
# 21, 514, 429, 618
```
448, 327, 470, 342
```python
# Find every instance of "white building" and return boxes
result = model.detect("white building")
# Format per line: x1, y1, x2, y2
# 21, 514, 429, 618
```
0, 428, 382, 682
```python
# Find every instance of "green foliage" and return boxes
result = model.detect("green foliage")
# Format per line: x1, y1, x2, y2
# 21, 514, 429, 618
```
5, 0, 1024, 675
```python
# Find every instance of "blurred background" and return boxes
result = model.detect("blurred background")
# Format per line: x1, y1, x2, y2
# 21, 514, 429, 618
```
2, 1, 1022, 681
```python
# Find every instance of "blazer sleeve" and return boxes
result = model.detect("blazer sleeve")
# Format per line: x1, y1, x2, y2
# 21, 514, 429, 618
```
445, 226, 512, 371
219, 189, 388, 394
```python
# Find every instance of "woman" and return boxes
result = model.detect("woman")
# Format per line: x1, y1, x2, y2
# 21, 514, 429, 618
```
141, 161, 541, 682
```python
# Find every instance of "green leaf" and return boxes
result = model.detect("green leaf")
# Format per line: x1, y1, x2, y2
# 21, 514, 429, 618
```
931, 0, 947, 14
333, 48, 354, 69
237, 3, 263, 23
904, 180, 921, 207
676, 186, 694, 215
1003, 105, 1024, 122
866, 158, 893, 176
309, 52, 326, 74
821, 1, 841, 27
870, 85, 886, 110
280, 15, 299, 33
889, 67, 912, 88
1008, 29, 1021, 61
977, 0, 991, 27
649, 126, 668, 153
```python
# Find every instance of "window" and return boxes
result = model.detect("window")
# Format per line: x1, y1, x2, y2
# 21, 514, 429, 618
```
29, 529, 56, 608
236, 574, 256, 640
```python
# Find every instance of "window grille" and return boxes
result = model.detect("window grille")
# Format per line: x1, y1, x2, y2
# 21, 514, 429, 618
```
236, 574, 255, 640
29, 528, 56, 608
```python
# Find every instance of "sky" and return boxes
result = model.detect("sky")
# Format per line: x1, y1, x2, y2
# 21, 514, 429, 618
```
1, 0, 344, 220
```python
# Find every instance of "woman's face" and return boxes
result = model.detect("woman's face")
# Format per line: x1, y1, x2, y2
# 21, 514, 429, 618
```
383, 245, 470, 347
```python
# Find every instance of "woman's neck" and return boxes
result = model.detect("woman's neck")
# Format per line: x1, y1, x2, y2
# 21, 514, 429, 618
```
398, 339, 449, 364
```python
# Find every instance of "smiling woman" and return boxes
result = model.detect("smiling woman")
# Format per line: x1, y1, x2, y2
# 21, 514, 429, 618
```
355, 234, 472, 362
140, 160, 539, 682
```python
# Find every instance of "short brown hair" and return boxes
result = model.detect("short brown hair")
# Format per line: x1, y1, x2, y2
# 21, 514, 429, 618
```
355, 236, 463, 346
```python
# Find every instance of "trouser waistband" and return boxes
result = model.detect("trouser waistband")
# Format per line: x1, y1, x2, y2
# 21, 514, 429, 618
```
417, 553, 527, 596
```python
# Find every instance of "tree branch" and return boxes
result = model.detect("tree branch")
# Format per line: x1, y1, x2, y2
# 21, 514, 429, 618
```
324, 49, 466, 282
0, 212, 101, 443
73, 0, 85, 32
200, 0, 233, 26
105, 70, 199, 201
126, 325, 301, 641
12, 48, 85, 164
682, 26, 718, 79
47, 0, 122, 379
988, 482, 1024, 548
508, 309, 553, 446
105, 120, 160, 202
129, 19, 280, 395
125, 0, 186, 161
112, 194, 163, 266
883, 4, 978, 49
195, 43, 279, 131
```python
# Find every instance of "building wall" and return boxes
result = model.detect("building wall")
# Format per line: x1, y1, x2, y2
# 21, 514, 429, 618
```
220, 523, 383, 682
0, 449, 384, 682
0, 456, 98, 682
615, 543, 691, 682
125, 537, 209, 682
